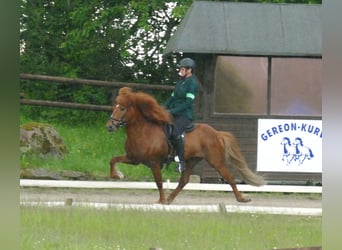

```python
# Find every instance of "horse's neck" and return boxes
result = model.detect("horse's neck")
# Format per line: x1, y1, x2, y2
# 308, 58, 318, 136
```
125, 123, 142, 134
126, 122, 162, 137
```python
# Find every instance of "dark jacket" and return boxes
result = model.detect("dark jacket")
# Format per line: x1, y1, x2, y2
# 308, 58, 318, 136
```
164, 75, 198, 120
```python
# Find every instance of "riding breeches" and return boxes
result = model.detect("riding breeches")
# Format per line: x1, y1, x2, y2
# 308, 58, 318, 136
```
171, 115, 192, 139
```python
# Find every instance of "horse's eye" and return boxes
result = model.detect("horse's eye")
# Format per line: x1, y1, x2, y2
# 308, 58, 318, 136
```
115, 104, 123, 111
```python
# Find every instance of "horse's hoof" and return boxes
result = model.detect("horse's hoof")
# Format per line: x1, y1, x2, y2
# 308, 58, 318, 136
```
156, 199, 167, 205
165, 197, 174, 205
238, 196, 251, 203
110, 175, 121, 180
110, 170, 125, 180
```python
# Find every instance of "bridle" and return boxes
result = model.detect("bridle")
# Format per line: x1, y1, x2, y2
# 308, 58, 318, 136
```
108, 104, 128, 129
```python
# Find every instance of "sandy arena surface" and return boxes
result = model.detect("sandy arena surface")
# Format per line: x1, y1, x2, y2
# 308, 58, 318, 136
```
20, 186, 322, 209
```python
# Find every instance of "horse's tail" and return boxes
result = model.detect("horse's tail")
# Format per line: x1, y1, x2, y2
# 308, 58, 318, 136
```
217, 131, 266, 186
308, 148, 314, 158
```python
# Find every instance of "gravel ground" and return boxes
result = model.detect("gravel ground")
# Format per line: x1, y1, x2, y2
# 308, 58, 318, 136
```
20, 187, 322, 208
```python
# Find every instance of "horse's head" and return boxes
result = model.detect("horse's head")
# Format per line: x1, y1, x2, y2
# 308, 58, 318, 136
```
294, 137, 303, 146
106, 86, 172, 132
106, 103, 129, 132
281, 137, 291, 145
106, 89, 133, 132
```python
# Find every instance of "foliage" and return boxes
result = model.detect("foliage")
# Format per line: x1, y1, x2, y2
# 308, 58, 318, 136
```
20, 114, 181, 181
20, 0, 321, 123
20, 0, 186, 123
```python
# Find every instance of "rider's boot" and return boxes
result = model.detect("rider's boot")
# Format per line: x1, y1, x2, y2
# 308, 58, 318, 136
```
172, 134, 186, 173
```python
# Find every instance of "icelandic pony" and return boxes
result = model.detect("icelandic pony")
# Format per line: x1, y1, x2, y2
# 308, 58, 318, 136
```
293, 137, 314, 164
281, 137, 297, 165
106, 87, 265, 204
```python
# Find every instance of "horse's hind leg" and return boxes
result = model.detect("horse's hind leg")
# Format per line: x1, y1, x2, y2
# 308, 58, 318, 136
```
166, 159, 200, 204
215, 165, 251, 203
166, 168, 192, 204
166, 158, 202, 204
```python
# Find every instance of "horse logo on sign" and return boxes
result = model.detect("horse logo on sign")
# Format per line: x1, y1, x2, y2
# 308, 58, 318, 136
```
281, 137, 314, 166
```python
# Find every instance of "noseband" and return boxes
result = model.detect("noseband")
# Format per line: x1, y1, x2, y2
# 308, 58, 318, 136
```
108, 104, 128, 129
109, 116, 125, 128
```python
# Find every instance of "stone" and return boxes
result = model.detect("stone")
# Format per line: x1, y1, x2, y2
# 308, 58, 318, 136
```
20, 122, 67, 159
20, 168, 62, 180
19, 168, 96, 180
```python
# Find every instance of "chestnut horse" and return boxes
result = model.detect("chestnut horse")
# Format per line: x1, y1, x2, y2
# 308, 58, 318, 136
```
106, 87, 265, 204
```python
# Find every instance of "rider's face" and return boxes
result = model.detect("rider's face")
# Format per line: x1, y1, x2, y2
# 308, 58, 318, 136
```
178, 67, 191, 77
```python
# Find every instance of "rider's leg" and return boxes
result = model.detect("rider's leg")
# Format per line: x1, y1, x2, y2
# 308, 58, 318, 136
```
171, 116, 189, 173
171, 134, 186, 172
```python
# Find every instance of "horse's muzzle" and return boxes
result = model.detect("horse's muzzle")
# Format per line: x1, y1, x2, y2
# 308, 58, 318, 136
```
107, 125, 115, 132
106, 120, 117, 132
106, 119, 124, 132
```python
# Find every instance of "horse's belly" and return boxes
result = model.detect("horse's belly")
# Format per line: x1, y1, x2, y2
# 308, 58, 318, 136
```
126, 140, 168, 161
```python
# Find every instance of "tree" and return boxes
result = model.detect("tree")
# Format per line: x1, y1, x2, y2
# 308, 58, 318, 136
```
20, 1, 192, 79
20, 0, 321, 124
20, 0, 193, 123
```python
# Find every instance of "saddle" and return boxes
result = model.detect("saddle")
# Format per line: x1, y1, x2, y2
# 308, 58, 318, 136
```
164, 122, 195, 140
162, 122, 196, 169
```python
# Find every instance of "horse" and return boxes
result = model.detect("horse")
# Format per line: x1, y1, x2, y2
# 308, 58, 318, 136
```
106, 87, 265, 204
293, 137, 314, 165
280, 137, 297, 165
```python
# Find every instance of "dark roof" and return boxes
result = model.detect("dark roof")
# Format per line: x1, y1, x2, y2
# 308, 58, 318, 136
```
164, 1, 321, 57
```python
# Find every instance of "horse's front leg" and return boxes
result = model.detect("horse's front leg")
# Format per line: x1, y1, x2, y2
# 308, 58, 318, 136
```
289, 155, 295, 165
109, 155, 137, 179
298, 155, 305, 165
150, 165, 166, 204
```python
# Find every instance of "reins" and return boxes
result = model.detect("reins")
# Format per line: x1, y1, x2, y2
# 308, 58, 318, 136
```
109, 116, 126, 128
109, 104, 129, 129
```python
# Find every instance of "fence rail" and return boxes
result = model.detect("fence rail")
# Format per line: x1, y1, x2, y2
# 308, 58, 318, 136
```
20, 99, 113, 112
20, 73, 174, 111
20, 179, 322, 194
20, 73, 174, 90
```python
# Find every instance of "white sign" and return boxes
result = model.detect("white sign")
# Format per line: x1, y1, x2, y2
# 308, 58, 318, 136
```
257, 119, 322, 173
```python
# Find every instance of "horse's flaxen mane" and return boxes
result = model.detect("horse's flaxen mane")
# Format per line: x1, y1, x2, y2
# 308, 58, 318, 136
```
118, 87, 172, 125
118, 87, 132, 96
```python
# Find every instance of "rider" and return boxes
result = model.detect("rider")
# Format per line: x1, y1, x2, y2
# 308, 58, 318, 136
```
164, 57, 199, 173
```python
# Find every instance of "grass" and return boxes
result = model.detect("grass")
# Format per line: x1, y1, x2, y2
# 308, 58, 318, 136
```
20, 116, 180, 181
21, 206, 321, 250
20, 116, 322, 249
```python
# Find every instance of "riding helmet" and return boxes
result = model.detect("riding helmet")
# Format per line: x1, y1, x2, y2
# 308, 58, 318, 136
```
177, 58, 196, 69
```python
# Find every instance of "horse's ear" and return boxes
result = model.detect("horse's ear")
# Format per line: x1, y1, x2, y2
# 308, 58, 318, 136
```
119, 87, 132, 96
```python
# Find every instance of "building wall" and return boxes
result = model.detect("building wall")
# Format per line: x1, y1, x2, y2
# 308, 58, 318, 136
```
190, 54, 322, 185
